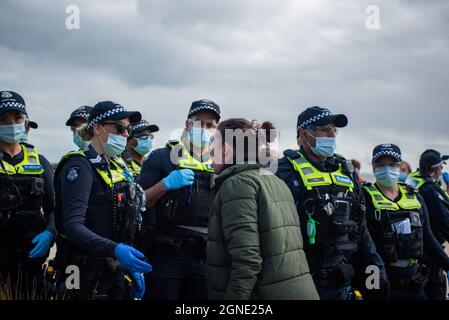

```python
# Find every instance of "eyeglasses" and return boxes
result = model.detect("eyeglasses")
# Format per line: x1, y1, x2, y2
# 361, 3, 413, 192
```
310, 125, 338, 134
102, 122, 130, 134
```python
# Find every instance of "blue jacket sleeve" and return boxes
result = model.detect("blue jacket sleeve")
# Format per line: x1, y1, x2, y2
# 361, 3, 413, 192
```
420, 184, 449, 243
58, 158, 117, 257
38, 154, 57, 238
419, 195, 449, 271
137, 148, 167, 190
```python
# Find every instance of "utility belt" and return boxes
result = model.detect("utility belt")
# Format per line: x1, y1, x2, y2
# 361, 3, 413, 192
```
311, 262, 355, 288
138, 226, 206, 255
68, 255, 122, 274
54, 235, 122, 274
0, 210, 45, 230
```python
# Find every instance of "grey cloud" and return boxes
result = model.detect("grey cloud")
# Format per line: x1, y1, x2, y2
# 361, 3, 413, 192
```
0, 0, 448, 171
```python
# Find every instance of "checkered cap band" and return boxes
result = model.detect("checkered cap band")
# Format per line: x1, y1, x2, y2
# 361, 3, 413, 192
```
189, 105, 218, 116
0, 101, 26, 111
373, 150, 402, 161
73, 112, 88, 119
131, 121, 149, 131
297, 111, 332, 130
87, 106, 125, 129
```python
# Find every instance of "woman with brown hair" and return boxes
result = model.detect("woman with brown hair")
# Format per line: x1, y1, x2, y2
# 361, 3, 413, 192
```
207, 118, 319, 300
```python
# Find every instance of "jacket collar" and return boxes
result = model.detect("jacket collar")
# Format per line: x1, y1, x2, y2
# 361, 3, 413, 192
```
84, 144, 109, 169
213, 163, 262, 189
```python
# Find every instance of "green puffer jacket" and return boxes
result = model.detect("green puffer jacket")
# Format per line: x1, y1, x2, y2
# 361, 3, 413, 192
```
207, 164, 319, 300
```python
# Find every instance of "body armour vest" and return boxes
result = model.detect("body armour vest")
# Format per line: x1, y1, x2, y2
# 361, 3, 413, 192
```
0, 144, 46, 248
364, 183, 424, 264
287, 151, 361, 269
156, 140, 213, 228
55, 151, 144, 253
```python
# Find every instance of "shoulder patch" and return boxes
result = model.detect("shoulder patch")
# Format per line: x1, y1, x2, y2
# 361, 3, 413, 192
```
66, 166, 81, 182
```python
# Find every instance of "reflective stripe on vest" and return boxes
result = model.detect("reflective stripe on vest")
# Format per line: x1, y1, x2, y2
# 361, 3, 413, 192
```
130, 160, 141, 175
169, 140, 214, 173
61, 151, 128, 187
364, 184, 422, 211
0, 144, 44, 175
407, 171, 426, 190
287, 151, 354, 191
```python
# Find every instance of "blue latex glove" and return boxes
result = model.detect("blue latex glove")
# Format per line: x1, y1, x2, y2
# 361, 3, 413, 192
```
29, 230, 53, 259
132, 272, 145, 300
114, 243, 152, 274
162, 169, 194, 191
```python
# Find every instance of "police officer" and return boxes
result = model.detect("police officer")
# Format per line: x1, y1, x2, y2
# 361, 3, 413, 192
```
54, 101, 152, 300
0, 90, 57, 297
407, 149, 449, 300
65, 105, 93, 150
121, 119, 159, 179
138, 99, 219, 300
363, 144, 449, 300
276, 106, 388, 300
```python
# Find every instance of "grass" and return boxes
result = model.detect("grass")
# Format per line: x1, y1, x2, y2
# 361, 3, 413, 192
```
0, 263, 67, 300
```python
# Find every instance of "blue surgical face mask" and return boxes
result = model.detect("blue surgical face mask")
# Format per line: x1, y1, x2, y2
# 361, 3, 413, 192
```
73, 132, 90, 150
100, 125, 127, 157
189, 127, 211, 148
0, 123, 27, 143
134, 137, 152, 156
19, 133, 28, 143
305, 130, 337, 158
375, 166, 400, 187
399, 171, 409, 183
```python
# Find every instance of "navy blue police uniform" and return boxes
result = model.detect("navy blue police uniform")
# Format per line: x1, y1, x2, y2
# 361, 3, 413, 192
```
53, 101, 146, 300
0, 91, 57, 297
407, 150, 449, 300
276, 107, 388, 300
137, 99, 219, 300
363, 144, 449, 300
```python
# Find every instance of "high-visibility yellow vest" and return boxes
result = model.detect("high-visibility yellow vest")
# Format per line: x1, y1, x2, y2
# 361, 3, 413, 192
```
168, 140, 214, 173
0, 144, 44, 175
286, 151, 354, 191
364, 184, 421, 212
60, 151, 130, 187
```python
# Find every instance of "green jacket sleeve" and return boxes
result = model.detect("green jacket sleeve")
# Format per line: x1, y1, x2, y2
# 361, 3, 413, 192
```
220, 176, 262, 300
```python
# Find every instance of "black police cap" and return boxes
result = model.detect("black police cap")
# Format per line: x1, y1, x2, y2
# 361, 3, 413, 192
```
372, 143, 402, 163
420, 149, 449, 168
87, 101, 141, 130
0, 90, 27, 116
297, 106, 348, 131
129, 119, 159, 137
66, 105, 93, 126
28, 120, 38, 129
188, 99, 220, 122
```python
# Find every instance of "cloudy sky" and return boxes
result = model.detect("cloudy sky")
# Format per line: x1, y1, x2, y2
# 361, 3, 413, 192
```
1, 0, 448, 175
